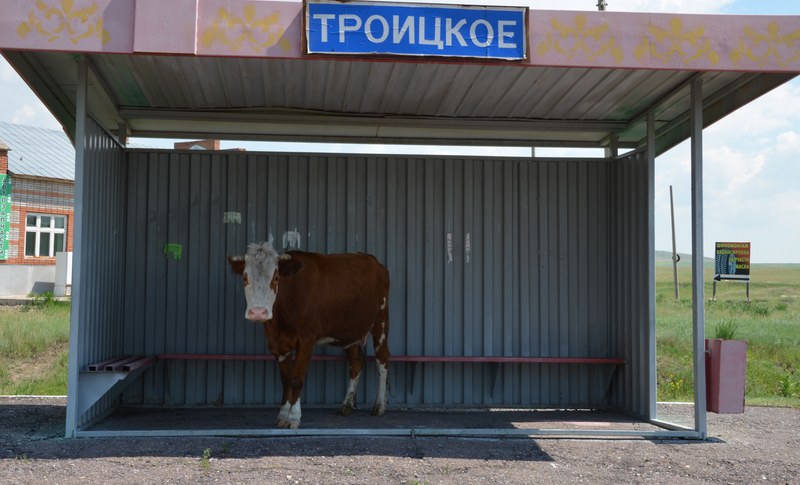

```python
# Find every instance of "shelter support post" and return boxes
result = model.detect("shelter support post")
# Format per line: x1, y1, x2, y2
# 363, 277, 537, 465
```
65, 58, 88, 439
604, 134, 618, 158
647, 111, 657, 419
690, 78, 708, 438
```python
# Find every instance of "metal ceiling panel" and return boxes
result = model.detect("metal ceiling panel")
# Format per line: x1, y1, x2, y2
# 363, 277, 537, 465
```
2, 49, 796, 151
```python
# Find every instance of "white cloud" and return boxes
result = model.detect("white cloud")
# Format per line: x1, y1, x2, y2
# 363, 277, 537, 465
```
0, 61, 16, 82
775, 131, 800, 154
0, 58, 61, 129
11, 104, 38, 124
707, 82, 800, 143
9, 103, 61, 130
704, 146, 767, 197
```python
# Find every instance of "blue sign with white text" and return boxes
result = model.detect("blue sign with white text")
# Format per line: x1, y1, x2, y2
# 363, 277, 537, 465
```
305, 1, 528, 60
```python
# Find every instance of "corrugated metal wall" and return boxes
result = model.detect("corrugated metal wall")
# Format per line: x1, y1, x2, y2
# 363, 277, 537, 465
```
115, 151, 647, 411
608, 149, 651, 417
74, 118, 128, 426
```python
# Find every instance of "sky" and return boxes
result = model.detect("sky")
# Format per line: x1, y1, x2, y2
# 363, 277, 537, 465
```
1, 0, 799, 263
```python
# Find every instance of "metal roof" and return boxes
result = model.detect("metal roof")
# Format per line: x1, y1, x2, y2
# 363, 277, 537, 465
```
0, 4, 798, 154
0, 122, 74, 181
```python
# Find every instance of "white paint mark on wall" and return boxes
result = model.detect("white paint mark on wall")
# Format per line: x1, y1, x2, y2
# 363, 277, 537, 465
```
465, 232, 471, 263
447, 232, 454, 263
283, 228, 301, 249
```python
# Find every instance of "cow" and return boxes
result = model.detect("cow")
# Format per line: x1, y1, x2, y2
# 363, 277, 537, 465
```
227, 241, 390, 429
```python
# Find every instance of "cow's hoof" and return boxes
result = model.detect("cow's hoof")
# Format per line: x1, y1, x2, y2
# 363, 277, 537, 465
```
275, 418, 299, 429
371, 403, 386, 416
337, 403, 355, 416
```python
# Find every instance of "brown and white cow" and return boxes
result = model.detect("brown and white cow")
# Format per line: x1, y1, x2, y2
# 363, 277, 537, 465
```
227, 241, 390, 429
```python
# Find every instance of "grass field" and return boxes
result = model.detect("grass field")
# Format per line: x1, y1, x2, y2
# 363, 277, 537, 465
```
1, 267, 798, 407
656, 262, 800, 406
0, 295, 70, 395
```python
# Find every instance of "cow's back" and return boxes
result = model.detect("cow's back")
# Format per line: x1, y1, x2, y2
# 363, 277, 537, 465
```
274, 251, 389, 345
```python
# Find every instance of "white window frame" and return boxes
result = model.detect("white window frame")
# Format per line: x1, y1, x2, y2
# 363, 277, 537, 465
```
25, 213, 67, 257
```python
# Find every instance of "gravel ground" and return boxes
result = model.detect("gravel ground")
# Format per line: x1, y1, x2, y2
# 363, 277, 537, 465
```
1, 396, 798, 484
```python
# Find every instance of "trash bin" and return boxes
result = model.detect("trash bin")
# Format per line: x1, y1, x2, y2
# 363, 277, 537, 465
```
705, 338, 747, 413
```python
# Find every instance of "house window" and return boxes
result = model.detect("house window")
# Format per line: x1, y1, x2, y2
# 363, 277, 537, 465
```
25, 214, 67, 257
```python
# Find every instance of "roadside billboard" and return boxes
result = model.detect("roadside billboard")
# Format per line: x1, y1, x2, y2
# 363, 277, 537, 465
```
714, 242, 750, 281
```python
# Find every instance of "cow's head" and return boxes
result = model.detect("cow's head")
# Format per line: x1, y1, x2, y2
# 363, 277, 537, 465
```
227, 242, 303, 322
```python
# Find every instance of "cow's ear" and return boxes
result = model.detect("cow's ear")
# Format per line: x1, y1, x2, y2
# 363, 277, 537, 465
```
227, 255, 245, 275
278, 257, 304, 277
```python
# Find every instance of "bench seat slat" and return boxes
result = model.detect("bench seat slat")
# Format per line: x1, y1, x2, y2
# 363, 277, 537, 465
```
86, 355, 158, 372
156, 353, 624, 365
118, 356, 158, 371
87, 355, 134, 372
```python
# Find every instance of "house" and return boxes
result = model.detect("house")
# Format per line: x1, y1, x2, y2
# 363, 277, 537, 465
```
0, 122, 75, 296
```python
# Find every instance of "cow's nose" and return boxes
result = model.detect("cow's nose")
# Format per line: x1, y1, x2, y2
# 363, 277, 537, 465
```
246, 307, 270, 322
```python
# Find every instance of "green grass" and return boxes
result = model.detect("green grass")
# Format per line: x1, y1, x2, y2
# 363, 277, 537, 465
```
0, 296, 71, 395
1, 266, 799, 407
656, 263, 800, 406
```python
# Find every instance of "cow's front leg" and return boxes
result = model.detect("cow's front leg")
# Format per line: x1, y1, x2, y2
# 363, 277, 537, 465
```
275, 352, 296, 428
276, 343, 313, 429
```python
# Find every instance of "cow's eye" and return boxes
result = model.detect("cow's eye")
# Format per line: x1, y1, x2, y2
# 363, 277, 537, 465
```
243, 272, 250, 286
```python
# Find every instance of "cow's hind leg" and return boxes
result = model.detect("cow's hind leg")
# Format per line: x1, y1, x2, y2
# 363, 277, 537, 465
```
339, 342, 365, 416
371, 308, 390, 416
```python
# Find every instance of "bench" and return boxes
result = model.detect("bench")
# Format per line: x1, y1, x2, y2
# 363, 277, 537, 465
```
79, 355, 158, 418
82, 354, 624, 415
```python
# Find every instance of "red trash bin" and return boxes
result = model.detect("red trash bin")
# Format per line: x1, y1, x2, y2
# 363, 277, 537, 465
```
705, 338, 747, 413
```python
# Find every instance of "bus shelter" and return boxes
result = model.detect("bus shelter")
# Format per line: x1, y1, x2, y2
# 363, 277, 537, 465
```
1, 0, 798, 438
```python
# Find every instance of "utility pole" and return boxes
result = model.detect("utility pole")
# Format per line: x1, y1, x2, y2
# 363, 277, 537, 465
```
670, 185, 680, 300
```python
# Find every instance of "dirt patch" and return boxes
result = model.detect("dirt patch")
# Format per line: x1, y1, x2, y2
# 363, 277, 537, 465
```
7, 343, 67, 385
1, 396, 798, 484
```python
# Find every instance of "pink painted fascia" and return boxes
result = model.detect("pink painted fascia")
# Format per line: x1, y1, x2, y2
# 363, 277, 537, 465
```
0, 1, 798, 72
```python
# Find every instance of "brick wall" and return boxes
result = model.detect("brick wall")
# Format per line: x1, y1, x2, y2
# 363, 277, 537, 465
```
173, 139, 220, 150
0, 175, 75, 266
0, 142, 8, 173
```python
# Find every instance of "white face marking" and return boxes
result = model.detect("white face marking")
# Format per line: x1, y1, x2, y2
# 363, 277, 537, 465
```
316, 337, 337, 346
379, 297, 387, 311
241, 242, 280, 321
